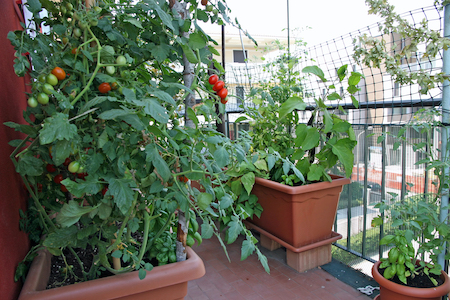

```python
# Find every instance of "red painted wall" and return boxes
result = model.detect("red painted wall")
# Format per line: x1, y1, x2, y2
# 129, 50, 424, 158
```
0, 0, 31, 299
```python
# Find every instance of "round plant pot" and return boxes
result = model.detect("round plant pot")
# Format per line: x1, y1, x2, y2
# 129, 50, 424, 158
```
372, 260, 450, 300
247, 174, 350, 248
18, 247, 205, 300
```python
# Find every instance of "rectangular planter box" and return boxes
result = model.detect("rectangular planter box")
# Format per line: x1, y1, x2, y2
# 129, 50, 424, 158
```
18, 247, 205, 300
248, 175, 350, 248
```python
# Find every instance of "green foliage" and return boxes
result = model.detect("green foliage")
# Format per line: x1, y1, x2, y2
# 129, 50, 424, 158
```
242, 49, 361, 183
354, 0, 450, 94
372, 107, 450, 286
7, 0, 269, 284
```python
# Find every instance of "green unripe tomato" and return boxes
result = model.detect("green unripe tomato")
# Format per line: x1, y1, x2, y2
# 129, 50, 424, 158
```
116, 55, 127, 66
90, 19, 98, 26
77, 165, 85, 174
38, 74, 46, 83
73, 28, 82, 38
46, 74, 58, 86
61, 6, 67, 15
106, 66, 115, 75
68, 161, 80, 173
78, 21, 87, 30
206, 4, 213, 12
66, 2, 73, 11
93, 6, 102, 13
27, 97, 38, 108
42, 83, 54, 95
37, 93, 49, 105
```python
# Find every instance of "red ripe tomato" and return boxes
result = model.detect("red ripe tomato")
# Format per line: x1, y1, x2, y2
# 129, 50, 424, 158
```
212, 80, 224, 92
217, 88, 228, 99
98, 82, 111, 94
201, 0, 208, 5
179, 175, 189, 183
63, 157, 71, 166
51, 67, 66, 81
71, 48, 77, 54
220, 97, 228, 104
61, 184, 68, 193
208, 74, 218, 85
46, 164, 57, 173
54, 174, 64, 184
102, 186, 108, 196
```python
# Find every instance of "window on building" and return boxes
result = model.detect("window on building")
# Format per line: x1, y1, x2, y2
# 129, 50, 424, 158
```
236, 86, 244, 104
393, 82, 400, 97
233, 50, 248, 63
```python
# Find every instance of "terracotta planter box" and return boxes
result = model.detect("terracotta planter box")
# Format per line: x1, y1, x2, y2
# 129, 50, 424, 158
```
18, 247, 205, 300
372, 260, 450, 300
248, 174, 350, 248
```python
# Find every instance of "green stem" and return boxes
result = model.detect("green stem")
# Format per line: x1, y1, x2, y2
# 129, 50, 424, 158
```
67, 246, 87, 281
106, 192, 138, 253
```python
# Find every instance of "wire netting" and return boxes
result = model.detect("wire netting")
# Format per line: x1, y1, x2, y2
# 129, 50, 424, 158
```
224, 5, 444, 126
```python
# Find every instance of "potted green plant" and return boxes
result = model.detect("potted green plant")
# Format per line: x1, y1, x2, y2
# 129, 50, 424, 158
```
370, 108, 450, 300
6, 0, 267, 298
236, 39, 362, 271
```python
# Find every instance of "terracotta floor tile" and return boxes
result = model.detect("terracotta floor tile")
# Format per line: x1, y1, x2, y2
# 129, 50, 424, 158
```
188, 235, 372, 300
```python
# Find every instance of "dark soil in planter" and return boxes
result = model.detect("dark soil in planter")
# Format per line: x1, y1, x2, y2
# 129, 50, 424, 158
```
379, 267, 444, 288
47, 245, 111, 289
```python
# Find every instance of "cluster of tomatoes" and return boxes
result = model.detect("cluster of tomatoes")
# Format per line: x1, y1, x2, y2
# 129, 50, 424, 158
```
27, 67, 67, 107
208, 74, 228, 104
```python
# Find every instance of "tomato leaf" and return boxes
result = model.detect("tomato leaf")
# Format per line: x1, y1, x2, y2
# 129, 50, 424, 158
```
241, 172, 255, 195
226, 217, 241, 244
56, 200, 98, 228
241, 238, 255, 261
198, 193, 213, 210
39, 113, 78, 145
107, 177, 136, 215
43, 226, 78, 249
214, 147, 230, 169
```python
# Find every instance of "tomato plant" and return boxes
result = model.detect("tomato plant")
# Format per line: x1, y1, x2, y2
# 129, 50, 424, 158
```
212, 80, 224, 91
98, 82, 111, 94
51, 67, 66, 80
217, 88, 228, 99
6, 0, 269, 286
208, 74, 218, 85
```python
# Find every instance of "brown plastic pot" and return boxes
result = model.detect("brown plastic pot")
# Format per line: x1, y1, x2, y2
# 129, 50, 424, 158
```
18, 247, 205, 300
372, 260, 450, 300
247, 174, 350, 248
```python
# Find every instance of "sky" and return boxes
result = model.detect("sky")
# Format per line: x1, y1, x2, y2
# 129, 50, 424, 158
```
202, 0, 437, 47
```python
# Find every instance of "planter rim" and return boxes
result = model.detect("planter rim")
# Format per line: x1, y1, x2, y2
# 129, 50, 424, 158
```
255, 174, 351, 195
372, 260, 450, 298
19, 247, 205, 300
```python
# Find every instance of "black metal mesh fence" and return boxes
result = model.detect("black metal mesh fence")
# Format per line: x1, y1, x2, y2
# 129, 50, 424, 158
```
224, 5, 444, 127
